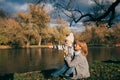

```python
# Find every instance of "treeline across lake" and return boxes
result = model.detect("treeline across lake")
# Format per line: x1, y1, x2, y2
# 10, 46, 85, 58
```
0, 4, 120, 48
75, 23, 120, 47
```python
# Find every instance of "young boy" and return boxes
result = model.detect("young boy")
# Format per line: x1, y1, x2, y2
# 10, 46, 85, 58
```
50, 33, 74, 78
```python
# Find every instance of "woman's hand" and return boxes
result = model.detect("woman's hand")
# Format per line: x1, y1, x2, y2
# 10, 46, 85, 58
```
67, 56, 72, 61
64, 49, 68, 56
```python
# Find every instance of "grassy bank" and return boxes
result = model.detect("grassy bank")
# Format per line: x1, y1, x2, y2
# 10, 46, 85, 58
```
1, 43, 120, 49
0, 45, 12, 49
0, 44, 120, 49
1, 61, 119, 80
0, 45, 49, 49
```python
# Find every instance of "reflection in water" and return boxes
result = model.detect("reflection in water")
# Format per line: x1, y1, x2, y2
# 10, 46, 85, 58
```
0, 48, 64, 73
0, 47, 120, 74
87, 47, 120, 64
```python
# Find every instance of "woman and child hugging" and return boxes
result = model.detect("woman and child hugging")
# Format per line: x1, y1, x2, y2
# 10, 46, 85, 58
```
50, 32, 90, 79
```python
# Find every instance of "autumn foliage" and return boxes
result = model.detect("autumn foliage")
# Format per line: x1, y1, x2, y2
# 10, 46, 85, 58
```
0, 4, 120, 47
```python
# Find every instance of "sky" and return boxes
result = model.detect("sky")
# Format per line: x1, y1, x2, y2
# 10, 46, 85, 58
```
0, 0, 94, 14
0, 0, 93, 32
0, 0, 120, 32
1, 0, 120, 18
0, 0, 29, 13
0, 0, 119, 16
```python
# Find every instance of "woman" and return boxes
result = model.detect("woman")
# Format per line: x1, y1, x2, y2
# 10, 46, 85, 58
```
64, 40, 90, 79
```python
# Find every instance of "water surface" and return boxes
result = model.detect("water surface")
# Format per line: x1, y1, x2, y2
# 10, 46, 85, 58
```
0, 47, 120, 73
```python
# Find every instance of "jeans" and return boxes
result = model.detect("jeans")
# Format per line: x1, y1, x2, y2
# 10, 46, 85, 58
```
65, 67, 75, 77
51, 64, 68, 78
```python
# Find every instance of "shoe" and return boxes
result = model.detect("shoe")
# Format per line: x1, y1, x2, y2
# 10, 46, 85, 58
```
51, 73, 58, 78
62, 75, 72, 79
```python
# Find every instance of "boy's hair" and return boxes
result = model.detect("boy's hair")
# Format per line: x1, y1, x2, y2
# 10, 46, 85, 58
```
75, 40, 88, 56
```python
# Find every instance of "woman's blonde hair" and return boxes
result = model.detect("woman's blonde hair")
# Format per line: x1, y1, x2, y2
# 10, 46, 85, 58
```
75, 40, 88, 56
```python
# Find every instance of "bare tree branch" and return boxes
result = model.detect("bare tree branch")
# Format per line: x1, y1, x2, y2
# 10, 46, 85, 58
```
34, 0, 120, 27
96, 0, 120, 25
73, 0, 120, 26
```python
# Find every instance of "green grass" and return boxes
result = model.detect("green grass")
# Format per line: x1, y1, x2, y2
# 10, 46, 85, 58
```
0, 61, 120, 80
13, 61, 120, 80
88, 61, 120, 80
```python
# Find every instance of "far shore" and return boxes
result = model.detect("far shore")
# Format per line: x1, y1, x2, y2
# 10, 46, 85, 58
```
0, 44, 120, 49
0, 45, 49, 49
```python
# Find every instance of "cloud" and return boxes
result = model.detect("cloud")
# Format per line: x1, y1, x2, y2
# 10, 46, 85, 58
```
0, 1, 29, 14
42, 3, 54, 14
70, 22, 85, 33
0, 0, 5, 2
14, 3, 29, 13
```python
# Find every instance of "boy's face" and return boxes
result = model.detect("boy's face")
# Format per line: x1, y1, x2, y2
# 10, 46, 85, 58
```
65, 40, 71, 45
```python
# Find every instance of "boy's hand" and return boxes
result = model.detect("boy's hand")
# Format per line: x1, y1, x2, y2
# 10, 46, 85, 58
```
48, 45, 53, 48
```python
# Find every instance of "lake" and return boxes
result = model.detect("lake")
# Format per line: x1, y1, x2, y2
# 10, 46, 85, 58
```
0, 47, 120, 73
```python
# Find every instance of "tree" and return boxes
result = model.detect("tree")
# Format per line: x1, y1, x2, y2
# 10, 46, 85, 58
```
51, 18, 70, 44
16, 4, 50, 46
77, 23, 109, 45
111, 24, 120, 45
0, 9, 7, 18
40, 26, 53, 44
0, 18, 24, 47
33, 0, 120, 27
16, 12, 39, 46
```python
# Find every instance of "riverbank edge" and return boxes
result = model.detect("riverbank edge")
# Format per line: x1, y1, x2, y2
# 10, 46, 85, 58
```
0, 45, 49, 49
4, 61, 119, 80
0, 44, 120, 49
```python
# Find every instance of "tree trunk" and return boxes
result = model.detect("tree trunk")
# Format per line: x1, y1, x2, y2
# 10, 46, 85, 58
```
38, 36, 41, 46
26, 41, 30, 47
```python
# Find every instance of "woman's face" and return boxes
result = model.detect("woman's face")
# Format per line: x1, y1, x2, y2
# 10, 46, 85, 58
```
74, 43, 81, 51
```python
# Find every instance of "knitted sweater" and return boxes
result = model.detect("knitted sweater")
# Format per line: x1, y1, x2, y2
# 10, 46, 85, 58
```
65, 50, 90, 79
